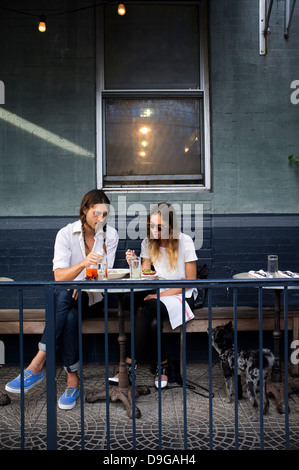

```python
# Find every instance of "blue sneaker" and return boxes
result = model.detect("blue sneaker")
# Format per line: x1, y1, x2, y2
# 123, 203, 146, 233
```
5, 369, 44, 394
58, 387, 80, 410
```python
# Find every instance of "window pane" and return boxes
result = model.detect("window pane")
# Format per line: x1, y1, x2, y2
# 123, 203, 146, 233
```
104, 98, 203, 186
104, 4, 200, 89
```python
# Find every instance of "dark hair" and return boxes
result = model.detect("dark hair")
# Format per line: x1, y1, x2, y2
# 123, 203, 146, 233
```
80, 190, 110, 254
79, 189, 110, 224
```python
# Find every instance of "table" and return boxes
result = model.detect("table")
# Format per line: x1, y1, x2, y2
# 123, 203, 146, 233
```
84, 280, 152, 418
233, 272, 299, 414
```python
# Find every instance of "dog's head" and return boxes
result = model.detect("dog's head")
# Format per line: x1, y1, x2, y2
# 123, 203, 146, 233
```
208, 321, 234, 355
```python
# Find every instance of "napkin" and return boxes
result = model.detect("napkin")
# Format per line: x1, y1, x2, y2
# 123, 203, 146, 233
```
248, 270, 267, 278
248, 269, 299, 279
160, 294, 194, 330
277, 270, 299, 278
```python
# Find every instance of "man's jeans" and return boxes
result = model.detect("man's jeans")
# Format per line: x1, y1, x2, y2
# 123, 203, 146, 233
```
39, 289, 102, 373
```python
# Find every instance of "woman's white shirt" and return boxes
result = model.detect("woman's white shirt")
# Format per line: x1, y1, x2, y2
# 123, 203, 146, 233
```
52, 220, 119, 280
140, 232, 198, 298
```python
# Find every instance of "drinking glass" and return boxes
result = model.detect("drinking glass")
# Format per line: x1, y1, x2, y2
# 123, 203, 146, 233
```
86, 265, 98, 279
98, 261, 108, 280
130, 257, 141, 279
267, 255, 278, 278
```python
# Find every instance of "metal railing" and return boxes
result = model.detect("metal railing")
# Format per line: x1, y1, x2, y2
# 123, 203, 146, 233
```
1, 276, 299, 451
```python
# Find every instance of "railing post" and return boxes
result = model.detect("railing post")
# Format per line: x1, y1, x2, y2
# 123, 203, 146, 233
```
258, 287, 264, 449
18, 289, 25, 450
208, 287, 213, 450
45, 284, 57, 450
130, 288, 136, 449
104, 288, 110, 450
182, 288, 187, 450
283, 287, 290, 449
233, 287, 239, 450
156, 288, 162, 450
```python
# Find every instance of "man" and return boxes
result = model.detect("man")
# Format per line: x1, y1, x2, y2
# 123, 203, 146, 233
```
6, 190, 119, 410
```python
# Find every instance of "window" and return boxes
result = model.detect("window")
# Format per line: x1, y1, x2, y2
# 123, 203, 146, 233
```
97, 1, 210, 190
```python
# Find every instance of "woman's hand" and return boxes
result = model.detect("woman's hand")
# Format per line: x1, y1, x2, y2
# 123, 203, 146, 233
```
72, 289, 79, 300
84, 252, 103, 267
125, 249, 135, 266
144, 293, 157, 301
143, 261, 197, 300
54, 252, 103, 281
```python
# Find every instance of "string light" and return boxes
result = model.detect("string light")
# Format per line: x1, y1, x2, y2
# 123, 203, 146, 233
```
38, 16, 46, 32
0, 2, 127, 32
118, 2, 126, 15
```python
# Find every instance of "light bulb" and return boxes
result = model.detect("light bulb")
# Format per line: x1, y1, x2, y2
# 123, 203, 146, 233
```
118, 2, 126, 15
38, 16, 46, 32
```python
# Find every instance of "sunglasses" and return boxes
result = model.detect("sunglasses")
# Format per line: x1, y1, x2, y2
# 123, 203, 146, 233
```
149, 223, 167, 232
94, 211, 108, 218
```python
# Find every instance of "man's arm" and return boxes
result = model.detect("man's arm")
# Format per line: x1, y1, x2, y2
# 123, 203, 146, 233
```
54, 252, 101, 281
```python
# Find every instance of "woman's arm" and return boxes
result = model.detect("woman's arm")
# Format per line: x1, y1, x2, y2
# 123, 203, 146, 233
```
144, 260, 197, 300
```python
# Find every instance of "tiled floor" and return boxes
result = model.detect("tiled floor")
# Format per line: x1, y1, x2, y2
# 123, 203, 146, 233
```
1, 363, 299, 451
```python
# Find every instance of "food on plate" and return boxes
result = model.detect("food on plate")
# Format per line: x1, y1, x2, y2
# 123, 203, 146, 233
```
142, 269, 157, 275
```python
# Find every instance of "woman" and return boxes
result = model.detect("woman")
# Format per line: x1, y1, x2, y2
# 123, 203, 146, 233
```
6, 189, 119, 410
111, 202, 198, 389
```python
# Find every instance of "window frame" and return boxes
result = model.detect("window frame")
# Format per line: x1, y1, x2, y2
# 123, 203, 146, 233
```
96, 0, 211, 192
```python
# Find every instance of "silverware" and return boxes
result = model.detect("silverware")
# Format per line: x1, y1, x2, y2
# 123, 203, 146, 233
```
283, 271, 296, 278
254, 271, 267, 277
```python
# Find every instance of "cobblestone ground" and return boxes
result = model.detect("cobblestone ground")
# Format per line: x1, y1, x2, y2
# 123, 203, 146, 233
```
1, 363, 299, 451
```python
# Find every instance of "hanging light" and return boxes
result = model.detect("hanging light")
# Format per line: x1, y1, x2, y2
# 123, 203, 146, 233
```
118, 2, 126, 16
38, 15, 46, 32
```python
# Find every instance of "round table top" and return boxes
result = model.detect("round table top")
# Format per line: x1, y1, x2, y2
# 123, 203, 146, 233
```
233, 272, 299, 290
83, 276, 160, 294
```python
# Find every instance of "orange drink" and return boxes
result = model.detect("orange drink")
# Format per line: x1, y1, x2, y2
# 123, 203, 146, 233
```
86, 267, 98, 279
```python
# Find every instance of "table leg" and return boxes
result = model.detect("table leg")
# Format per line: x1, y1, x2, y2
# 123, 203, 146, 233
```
85, 292, 150, 418
266, 290, 288, 414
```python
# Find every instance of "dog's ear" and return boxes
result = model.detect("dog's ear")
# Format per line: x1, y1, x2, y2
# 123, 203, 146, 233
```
225, 321, 233, 329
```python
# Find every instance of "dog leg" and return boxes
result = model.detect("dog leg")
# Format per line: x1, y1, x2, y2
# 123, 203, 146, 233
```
224, 376, 233, 403
237, 374, 243, 399
263, 373, 270, 415
246, 378, 259, 422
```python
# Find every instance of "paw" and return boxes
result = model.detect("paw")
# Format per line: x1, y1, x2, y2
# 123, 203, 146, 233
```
0, 393, 11, 406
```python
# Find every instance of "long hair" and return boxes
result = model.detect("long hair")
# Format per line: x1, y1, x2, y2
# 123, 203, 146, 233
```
79, 189, 110, 254
147, 202, 180, 270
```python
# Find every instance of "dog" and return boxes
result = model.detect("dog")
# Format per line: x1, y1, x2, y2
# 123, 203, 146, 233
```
209, 321, 274, 421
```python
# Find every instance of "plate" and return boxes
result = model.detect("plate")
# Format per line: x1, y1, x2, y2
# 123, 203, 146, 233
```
142, 273, 159, 279
106, 269, 130, 280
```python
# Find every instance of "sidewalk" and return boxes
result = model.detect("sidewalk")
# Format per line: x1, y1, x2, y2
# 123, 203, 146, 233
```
1, 363, 299, 450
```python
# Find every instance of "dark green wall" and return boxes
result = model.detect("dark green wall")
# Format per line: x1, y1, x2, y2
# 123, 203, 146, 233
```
0, 0, 96, 215
0, 0, 298, 216
210, 0, 299, 213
